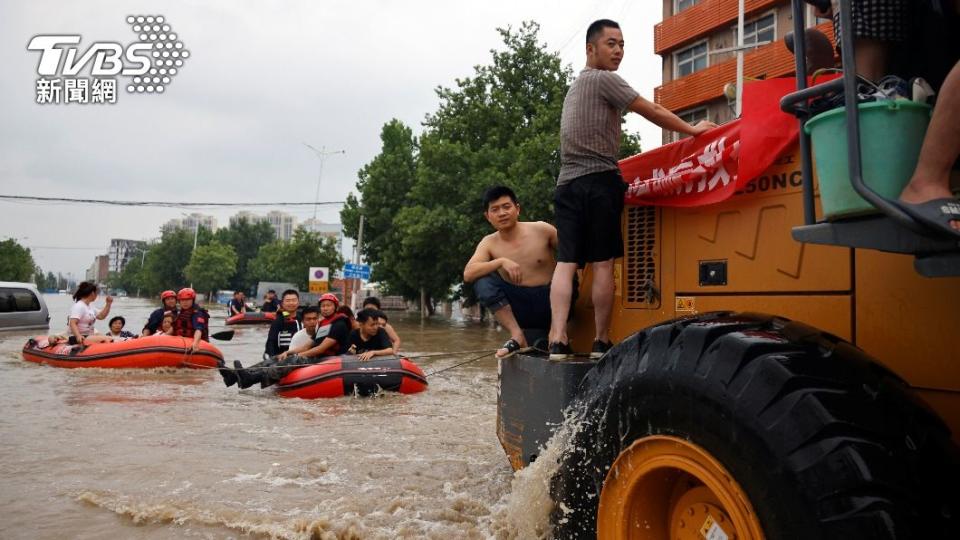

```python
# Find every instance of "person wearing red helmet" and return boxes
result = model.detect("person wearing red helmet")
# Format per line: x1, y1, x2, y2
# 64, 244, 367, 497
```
141, 290, 179, 336
226, 293, 351, 389
170, 287, 209, 352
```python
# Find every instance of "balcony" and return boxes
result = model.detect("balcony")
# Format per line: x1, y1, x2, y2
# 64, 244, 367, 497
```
655, 21, 834, 112
655, 0, 784, 54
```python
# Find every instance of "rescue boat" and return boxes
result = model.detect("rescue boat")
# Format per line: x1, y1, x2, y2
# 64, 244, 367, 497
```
225, 311, 276, 325
21, 335, 223, 369
276, 356, 428, 399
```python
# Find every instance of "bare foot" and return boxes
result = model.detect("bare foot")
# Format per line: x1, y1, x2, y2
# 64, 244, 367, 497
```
900, 181, 960, 231
495, 337, 526, 358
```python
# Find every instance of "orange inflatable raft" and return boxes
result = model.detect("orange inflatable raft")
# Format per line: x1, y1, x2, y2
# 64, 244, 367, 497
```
276, 356, 428, 399
225, 312, 276, 325
21, 335, 223, 369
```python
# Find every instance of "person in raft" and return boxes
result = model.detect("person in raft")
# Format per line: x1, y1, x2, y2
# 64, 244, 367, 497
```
159, 311, 176, 335
362, 296, 401, 351
228, 290, 247, 316
547, 19, 716, 359
348, 308, 395, 361
65, 281, 113, 345
463, 186, 561, 358
260, 290, 280, 313
142, 290, 178, 336
264, 289, 303, 356
169, 287, 209, 352
221, 293, 351, 389
287, 305, 322, 351
106, 316, 137, 341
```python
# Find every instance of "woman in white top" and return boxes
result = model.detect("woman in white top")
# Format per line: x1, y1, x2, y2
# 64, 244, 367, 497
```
67, 281, 113, 345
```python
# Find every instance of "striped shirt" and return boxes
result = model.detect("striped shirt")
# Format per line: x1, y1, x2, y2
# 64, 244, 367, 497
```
558, 67, 640, 185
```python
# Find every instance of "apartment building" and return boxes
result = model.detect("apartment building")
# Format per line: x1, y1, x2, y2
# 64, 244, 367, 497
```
655, 0, 833, 143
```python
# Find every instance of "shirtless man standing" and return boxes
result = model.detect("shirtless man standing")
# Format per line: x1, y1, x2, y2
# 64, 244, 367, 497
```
464, 186, 559, 357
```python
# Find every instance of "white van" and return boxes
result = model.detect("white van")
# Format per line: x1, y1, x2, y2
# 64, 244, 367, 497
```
0, 282, 50, 331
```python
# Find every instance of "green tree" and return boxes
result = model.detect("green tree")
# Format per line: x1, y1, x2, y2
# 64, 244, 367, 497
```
185, 241, 238, 298
214, 217, 276, 292
0, 239, 36, 282
140, 227, 213, 293
403, 22, 572, 310
340, 119, 419, 298
248, 227, 343, 290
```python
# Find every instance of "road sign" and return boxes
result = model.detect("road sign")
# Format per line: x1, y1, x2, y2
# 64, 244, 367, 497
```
308, 267, 329, 282
343, 263, 371, 280
308, 281, 329, 293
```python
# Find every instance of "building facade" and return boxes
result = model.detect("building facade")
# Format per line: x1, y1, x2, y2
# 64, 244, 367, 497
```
266, 211, 296, 241
85, 254, 110, 284
655, 0, 832, 143
161, 213, 218, 235
108, 238, 146, 274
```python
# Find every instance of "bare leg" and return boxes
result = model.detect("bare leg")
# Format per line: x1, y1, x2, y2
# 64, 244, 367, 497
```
492, 305, 526, 357
853, 38, 889, 82
548, 262, 578, 345
591, 259, 615, 343
900, 60, 960, 231
83, 335, 113, 344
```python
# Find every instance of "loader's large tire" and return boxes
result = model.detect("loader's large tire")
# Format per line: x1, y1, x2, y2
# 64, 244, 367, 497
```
550, 312, 960, 539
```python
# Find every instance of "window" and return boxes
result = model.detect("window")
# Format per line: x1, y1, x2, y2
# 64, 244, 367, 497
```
0, 288, 41, 312
675, 0, 700, 14
734, 13, 776, 46
674, 41, 708, 78
673, 107, 708, 142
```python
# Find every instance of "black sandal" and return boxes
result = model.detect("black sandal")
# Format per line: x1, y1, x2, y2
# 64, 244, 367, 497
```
894, 197, 960, 239
496, 338, 523, 358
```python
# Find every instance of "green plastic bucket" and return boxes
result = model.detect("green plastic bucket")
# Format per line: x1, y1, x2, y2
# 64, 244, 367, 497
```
805, 99, 931, 219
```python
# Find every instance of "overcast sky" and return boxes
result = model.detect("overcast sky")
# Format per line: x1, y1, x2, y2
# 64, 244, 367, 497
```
0, 0, 664, 279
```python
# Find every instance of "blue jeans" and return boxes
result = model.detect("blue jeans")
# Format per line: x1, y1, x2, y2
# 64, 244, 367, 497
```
474, 273, 552, 331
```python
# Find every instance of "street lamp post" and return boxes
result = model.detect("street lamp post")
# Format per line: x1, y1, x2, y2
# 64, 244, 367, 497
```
303, 143, 345, 221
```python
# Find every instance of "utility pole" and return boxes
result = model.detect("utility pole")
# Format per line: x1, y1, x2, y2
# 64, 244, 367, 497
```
350, 214, 364, 310
735, 0, 745, 116
303, 143, 345, 221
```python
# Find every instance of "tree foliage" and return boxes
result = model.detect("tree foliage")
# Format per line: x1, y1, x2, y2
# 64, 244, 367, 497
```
185, 241, 238, 296
0, 239, 37, 282
213, 218, 276, 291
140, 227, 214, 294
248, 227, 343, 290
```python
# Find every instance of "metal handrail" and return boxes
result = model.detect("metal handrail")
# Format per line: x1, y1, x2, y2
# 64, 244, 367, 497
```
782, 0, 924, 232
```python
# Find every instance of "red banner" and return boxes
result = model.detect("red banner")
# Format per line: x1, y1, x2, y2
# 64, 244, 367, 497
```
622, 77, 805, 207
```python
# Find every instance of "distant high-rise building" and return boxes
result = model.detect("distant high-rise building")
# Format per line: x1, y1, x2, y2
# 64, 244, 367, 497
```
266, 211, 297, 241
108, 239, 146, 273
229, 211, 262, 227
302, 218, 343, 253
161, 213, 217, 235
227, 211, 297, 241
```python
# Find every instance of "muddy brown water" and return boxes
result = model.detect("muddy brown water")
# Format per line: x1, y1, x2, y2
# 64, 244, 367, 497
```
0, 295, 562, 539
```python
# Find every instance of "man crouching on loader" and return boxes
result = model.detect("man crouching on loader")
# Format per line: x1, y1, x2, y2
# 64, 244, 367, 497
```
464, 185, 562, 358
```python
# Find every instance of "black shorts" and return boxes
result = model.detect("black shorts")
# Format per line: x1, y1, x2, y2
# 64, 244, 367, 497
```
554, 170, 626, 265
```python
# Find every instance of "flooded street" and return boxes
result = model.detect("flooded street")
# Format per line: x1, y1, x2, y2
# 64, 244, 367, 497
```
0, 294, 549, 539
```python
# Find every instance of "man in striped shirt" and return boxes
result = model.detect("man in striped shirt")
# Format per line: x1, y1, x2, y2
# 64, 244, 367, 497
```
265, 289, 302, 356
548, 19, 716, 359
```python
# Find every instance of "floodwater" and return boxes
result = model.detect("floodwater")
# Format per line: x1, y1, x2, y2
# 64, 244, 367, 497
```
0, 295, 561, 539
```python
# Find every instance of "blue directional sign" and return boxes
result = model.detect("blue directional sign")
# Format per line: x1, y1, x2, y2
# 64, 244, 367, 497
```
343, 263, 371, 280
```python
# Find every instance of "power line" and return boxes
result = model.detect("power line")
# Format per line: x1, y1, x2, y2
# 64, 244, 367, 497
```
0, 195, 346, 208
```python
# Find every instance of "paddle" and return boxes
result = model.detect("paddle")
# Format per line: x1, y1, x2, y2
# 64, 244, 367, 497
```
210, 330, 235, 341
